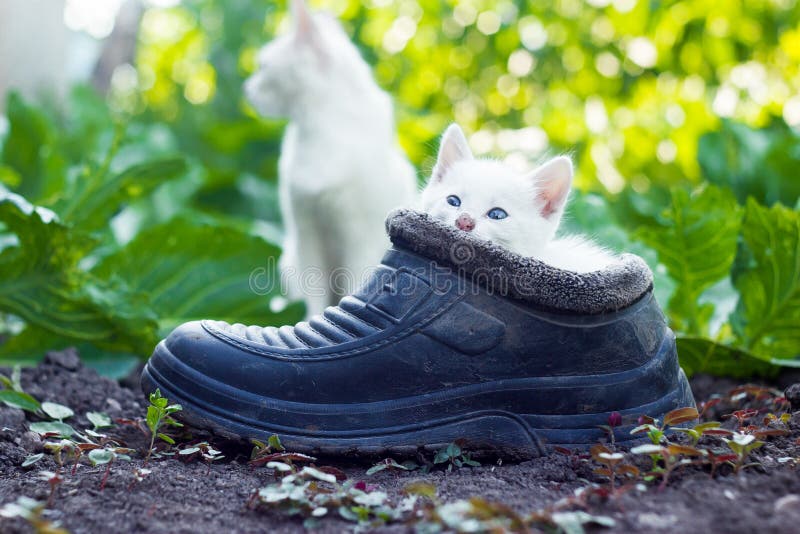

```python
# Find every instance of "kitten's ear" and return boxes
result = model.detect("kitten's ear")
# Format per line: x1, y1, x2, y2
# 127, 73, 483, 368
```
530, 156, 573, 219
432, 124, 473, 182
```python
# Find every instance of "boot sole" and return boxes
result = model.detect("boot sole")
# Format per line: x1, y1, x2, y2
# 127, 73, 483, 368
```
141, 333, 695, 460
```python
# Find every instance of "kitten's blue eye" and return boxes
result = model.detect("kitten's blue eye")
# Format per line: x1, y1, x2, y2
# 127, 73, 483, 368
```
487, 208, 508, 220
446, 195, 461, 207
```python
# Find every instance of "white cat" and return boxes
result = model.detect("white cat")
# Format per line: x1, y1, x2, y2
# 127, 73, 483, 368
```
245, 0, 416, 316
421, 124, 615, 273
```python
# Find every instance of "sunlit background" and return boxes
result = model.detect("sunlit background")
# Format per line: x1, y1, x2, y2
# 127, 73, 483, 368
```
6, 0, 800, 187
0, 0, 798, 378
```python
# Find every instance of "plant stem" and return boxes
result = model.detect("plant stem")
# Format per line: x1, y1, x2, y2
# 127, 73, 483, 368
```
145, 433, 156, 466
100, 462, 112, 491
47, 483, 56, 507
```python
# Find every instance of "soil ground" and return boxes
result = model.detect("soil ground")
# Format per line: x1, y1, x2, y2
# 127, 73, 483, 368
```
1, 351, 800, 533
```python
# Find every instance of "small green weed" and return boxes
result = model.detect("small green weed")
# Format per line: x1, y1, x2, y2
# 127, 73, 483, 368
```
249, 435, 316, 469
0, 366, 41, 414
590, 443, 640, 494
722, 433, 765, 474
36, 471, 63, 507
87, 447, 134, 490
366, 457, 418, 476
433, 441, 480, 471
251, 466, 416, 529
178, 441, 224, 471
144, 388, 183, 464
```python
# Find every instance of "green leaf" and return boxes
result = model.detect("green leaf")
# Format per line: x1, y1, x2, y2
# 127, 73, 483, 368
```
78, 350, 139, 380
551, 511, 615, 534
0, 166, 22, 188
86, 411, 112, 429
365, 458, 414, 476
93, 217, 304, 336
731, 200, 800, 364
41, 402, 74, 421
677, 337, 778, 378
88, 448, 114, 465
0, 194, 159, 355
636, 186, 741, 335
445, 442, 461, 458
0, 390, 40, 412
149, 389, 167, 408
630, 444, 664, 455
0, 92, 64, 203
699, 120, 800, 208
10, 366, 21, 392
146, 405, 160, 434
365, 463, 389, 476
157, 433, 175, 445
300, 466, 338, 483
54, 157, 188, 233
29, 421, 75, 438
663, 407, 699, 427
0, 325, 69, 364
268, 434, 284, 452
22, 453, 44, 467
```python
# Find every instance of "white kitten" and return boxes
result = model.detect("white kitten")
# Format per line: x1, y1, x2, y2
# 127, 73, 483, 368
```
245, 0, 416, 316
421, 124, 615, 273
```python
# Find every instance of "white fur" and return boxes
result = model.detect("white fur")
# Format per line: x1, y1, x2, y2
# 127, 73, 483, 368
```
0, 0, 69, 108
245, 0, 416, 316
421, 124, 615, 273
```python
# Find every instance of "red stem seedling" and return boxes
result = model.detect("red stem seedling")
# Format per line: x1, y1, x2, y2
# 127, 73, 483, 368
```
722, 433, 765, 474
590, 443, 640, 495
37, 471, 63, 507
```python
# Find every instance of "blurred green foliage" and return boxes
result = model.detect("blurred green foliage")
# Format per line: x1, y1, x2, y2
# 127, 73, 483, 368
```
0, 0, 799, 377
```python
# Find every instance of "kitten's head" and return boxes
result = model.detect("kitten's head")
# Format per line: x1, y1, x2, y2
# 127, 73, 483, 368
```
421, 124, 573, 257
245, 0, 343, 118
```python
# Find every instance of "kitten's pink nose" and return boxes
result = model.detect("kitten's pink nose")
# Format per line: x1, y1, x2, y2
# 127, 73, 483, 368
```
455, 213, 475, 232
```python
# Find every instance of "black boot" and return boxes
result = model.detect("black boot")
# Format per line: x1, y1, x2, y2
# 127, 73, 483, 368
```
141, 209, 694, 458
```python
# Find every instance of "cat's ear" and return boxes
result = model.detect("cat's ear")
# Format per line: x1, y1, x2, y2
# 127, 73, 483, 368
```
432, 124, 473, 182
291, 0, 313, 33
291, 0, 320, 43
530, 156, 573, 219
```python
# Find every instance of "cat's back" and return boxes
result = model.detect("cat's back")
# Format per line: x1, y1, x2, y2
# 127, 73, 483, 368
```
276, 10, 416, 209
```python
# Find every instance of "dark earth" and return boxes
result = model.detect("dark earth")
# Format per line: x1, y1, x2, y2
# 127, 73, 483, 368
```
1, 350, 800, 533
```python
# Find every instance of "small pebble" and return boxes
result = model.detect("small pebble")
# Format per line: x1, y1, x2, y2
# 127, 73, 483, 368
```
106, 398, 122, 413
784, 383, 800, 411
775, 494, 800, 513
44, 348, 81, 371
636, 513, 677, 529
0, 406, 26, 434
18, 431, 43, 453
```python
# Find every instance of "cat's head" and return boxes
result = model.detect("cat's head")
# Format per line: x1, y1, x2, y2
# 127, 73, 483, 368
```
245, 0, 344, 118
421, 124, 573, 257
